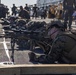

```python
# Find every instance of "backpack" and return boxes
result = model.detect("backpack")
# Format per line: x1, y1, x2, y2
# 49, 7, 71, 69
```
60, 31, 76, 63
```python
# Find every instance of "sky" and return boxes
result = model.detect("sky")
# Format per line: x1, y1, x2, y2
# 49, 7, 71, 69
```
1, 0, 37, 8
1, 0, 37, 13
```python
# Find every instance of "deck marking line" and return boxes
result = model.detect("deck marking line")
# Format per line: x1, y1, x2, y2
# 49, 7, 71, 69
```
2, 29, 11, 62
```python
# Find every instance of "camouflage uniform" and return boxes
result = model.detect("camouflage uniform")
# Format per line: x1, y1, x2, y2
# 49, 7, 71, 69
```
29, 20, 76, 64
0, 4, 6, 18
29, 31, 76, 64
63, 0, 76, 30
19, 6, 30, 19
45, 32, 76, 64
11, 4, 17, 16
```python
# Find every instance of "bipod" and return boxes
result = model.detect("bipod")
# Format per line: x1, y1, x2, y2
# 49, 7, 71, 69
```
11, 37, 16, 62
30, 39, 35, 51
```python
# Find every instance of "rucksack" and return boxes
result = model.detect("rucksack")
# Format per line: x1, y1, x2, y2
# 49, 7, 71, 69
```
60, 31, 76, 63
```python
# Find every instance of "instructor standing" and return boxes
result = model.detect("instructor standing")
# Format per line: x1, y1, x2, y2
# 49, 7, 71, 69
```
63, 0, 76, 31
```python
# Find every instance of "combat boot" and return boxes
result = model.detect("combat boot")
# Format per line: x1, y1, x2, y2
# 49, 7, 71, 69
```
28, 52, 39, 62
28, 52, 51, 64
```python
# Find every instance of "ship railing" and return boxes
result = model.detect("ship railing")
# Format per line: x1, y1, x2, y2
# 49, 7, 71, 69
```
0, 64, 76, 75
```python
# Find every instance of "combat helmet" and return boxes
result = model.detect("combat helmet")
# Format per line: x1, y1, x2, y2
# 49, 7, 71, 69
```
9, 16, 18, 21
48, 19, 64, 30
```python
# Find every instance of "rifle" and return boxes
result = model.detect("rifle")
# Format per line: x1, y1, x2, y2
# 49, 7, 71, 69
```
4, 29, 51, 62
12, 29, 52, 54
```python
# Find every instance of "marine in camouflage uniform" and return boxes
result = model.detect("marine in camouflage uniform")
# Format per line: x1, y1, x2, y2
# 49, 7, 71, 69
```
29, 20, 76, 64
63, 0, 76, 31
0, 4, 6, 18
45, 31, 76, 64
19, 6, 30, 19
